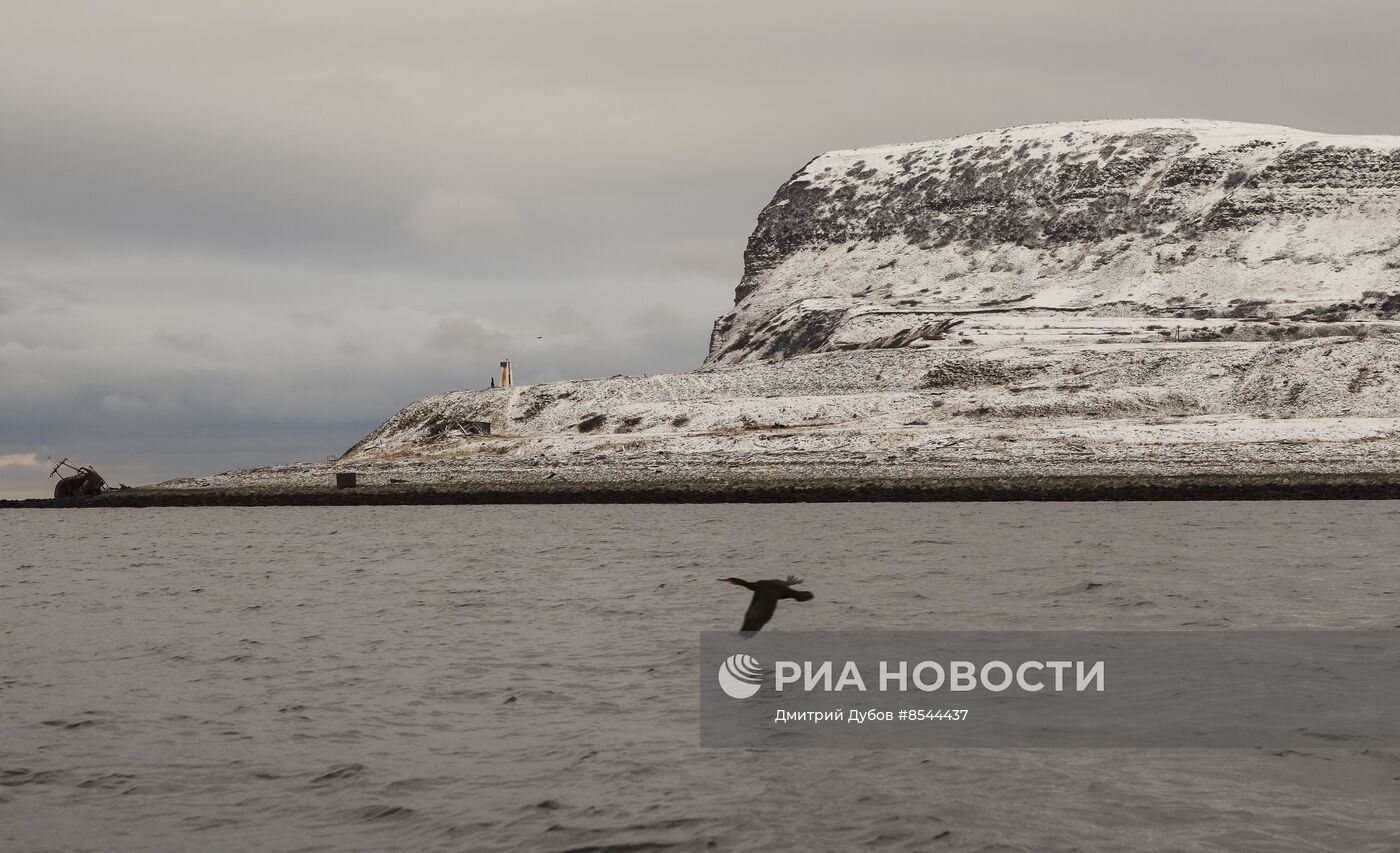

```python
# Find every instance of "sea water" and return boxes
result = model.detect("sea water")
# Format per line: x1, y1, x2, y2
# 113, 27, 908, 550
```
3, 503, 1399, 851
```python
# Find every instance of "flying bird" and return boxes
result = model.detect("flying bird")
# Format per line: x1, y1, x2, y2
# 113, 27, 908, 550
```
719, 575, 814, 635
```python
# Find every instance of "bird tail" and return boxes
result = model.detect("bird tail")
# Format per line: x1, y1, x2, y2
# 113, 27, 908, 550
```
791, 590, 814, 602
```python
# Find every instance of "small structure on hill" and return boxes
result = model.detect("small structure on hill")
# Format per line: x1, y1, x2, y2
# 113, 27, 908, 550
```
50, 457, 107, 499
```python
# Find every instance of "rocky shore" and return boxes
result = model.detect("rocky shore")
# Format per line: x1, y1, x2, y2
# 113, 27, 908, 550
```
11, 472, 1400, 508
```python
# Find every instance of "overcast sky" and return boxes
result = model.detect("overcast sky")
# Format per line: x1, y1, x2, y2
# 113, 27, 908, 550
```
2, 1, 1398, 497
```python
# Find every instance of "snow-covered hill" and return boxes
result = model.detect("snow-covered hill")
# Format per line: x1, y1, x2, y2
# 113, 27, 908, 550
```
157, 121, 1400, 495
708, 120, 1400, 363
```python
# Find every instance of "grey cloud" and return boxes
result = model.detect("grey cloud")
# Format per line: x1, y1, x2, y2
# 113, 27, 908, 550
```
539, 307, 601, 340
152, 330, 217, 360
427, 315, 516, 355
404, 190, 524, 250
287, 310, 338, 329
627, 304, 685, 332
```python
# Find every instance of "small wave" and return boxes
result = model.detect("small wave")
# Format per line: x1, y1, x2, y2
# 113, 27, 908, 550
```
311, 763, 366, 784
355, 804, 415, 822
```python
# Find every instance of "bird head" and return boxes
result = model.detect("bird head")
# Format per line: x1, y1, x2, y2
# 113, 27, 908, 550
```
718, 577, 747, 585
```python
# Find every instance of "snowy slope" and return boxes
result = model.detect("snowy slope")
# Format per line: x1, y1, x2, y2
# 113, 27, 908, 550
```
708, 120, 1400, 363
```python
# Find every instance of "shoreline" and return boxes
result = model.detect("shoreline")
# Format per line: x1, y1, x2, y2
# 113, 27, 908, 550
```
9, 471, 1400, 507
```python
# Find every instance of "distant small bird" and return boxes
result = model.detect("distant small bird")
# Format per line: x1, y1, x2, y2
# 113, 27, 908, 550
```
719, 575, 814, 635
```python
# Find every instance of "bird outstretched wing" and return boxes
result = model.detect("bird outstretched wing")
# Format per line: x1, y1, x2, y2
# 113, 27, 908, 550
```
740, 592, 778, 634
785, 575, 804, 586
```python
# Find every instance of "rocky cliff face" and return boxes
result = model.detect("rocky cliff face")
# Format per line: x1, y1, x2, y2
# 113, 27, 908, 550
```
708, 119, 1400, 364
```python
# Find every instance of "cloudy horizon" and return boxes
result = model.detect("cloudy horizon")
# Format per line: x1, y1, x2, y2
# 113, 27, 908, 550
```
3, 0, 1398, 497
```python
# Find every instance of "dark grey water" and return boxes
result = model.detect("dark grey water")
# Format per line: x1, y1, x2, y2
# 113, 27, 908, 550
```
3, 503, 1400, 852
